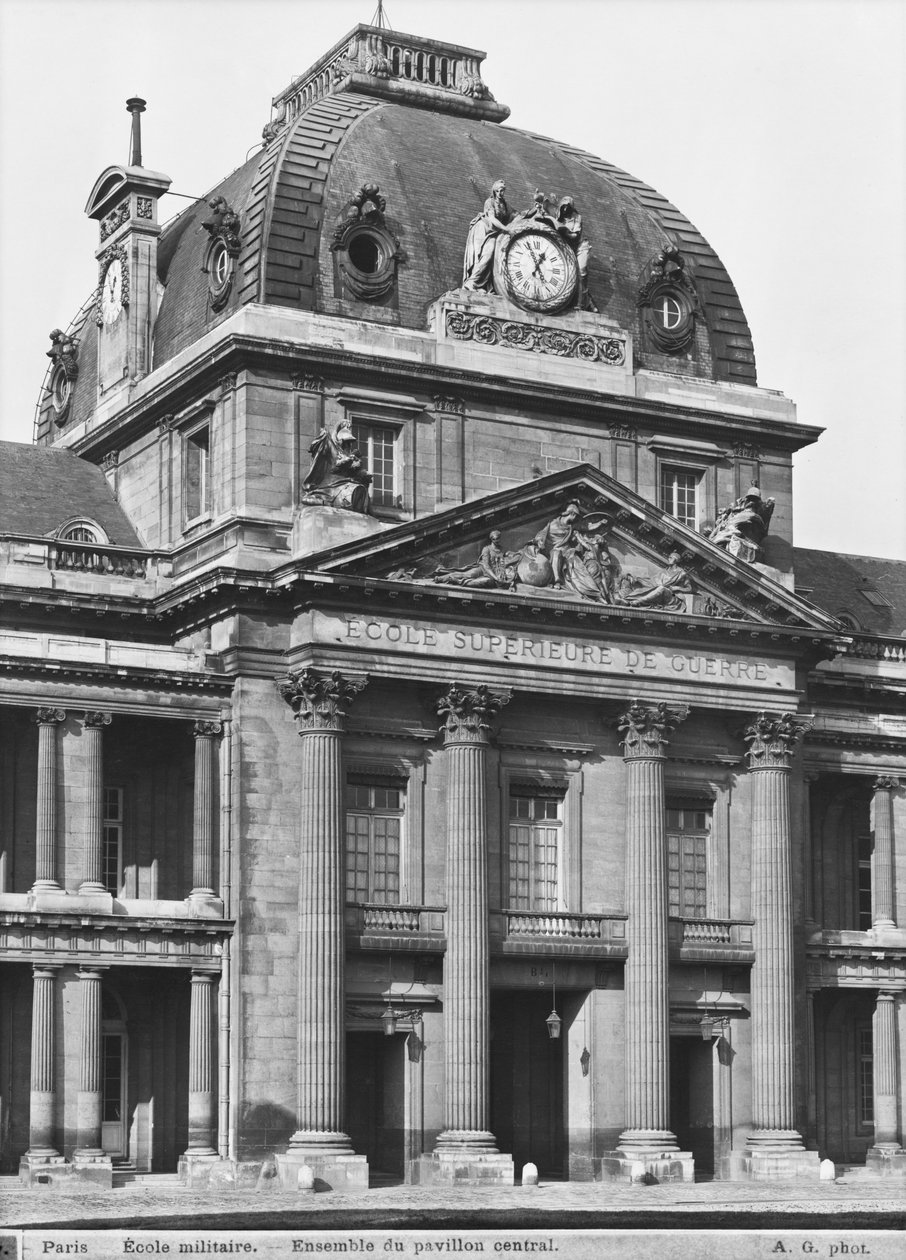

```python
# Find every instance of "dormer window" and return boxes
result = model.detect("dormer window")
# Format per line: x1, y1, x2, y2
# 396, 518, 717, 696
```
57, 519, 106, 544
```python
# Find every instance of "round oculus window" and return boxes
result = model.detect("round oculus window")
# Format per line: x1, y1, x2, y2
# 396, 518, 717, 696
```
347, 232, 383, 275
51, 366, 70, 410
211, 242, 229, 288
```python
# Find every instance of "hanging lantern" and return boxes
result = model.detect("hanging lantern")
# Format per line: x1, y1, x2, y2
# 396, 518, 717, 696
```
546, 1008, 562, 1040
700, 1015, 715, 1041
381, 1004, 397, 1037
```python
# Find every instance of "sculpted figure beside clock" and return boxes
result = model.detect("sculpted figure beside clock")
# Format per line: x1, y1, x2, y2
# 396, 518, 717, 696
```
461, 180, 593, 314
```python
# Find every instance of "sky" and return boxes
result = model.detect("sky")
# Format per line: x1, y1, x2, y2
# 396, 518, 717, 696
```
1, 0, 904, 561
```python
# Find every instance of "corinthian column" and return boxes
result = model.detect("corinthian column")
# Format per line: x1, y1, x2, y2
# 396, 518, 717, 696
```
186, 971, 217, 1155
190, 721, 222, 900
278, 668, 367, 1165
435, 683, 510, 1152
617, 700, 688, 1154
79, 712, 112, 894
871, 778, 898, 930
743, 711, 810, 1152
33, 709, 66, 892
26, 965, 60, 1157
74, 967, 106, 1157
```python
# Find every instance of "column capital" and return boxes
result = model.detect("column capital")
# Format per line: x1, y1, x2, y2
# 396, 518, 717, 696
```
190, 969, 216, 984
617, 699, 688, 759
437, 683, 511, 745
34, 707, 66, 726
743, 711, 810, 770
193, 719, 222, 739
278, 668, 367, 732
83, 711, 112, 729
76, 966, 108, 980
32, 964, 62, 978
874, 775, 900, 793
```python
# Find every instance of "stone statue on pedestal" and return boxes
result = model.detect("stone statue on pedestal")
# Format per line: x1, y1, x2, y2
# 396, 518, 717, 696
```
708, 486, 775, 562
301, 419, 371, 513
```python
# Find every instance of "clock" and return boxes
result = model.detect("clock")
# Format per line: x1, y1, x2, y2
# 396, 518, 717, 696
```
495, 226, 579, 313
101, 257, 124, 324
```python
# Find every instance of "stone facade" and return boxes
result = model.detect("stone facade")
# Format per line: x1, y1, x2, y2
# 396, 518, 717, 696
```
1, 20, 904, 1190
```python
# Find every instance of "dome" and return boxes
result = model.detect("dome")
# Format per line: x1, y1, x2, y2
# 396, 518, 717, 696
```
37, 24, 755, 441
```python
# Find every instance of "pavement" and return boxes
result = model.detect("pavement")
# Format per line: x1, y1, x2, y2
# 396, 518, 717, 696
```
1, 1173, 904, 1231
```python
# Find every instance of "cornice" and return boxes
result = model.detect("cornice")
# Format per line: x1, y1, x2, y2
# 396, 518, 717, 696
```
60, 325, 822, 466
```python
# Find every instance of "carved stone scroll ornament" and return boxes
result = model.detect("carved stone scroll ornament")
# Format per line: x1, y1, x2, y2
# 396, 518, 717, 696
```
618, 700, 689, 758
708, 485, 775, 563
99, 199, 130, 241
742, 712, 811, 769
300, 419, 372, 513
445, 311, 625, 364
437, 684, 511, 744
278, 668, 367, 733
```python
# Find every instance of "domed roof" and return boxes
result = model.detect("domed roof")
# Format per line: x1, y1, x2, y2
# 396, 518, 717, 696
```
40, 24, 755, 440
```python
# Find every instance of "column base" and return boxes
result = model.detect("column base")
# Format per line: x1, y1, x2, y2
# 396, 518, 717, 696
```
866, 1145, 906, 1176
186, 892, 225, 917
276, 1146, 369, 1192
178, 1152, 220, 1189
410, 1150, 515, 1186
595, 1148, 694, 1184
72, 1152, 113, 1188
723, 1145, 820, 1180
19, 1154, 72, 1187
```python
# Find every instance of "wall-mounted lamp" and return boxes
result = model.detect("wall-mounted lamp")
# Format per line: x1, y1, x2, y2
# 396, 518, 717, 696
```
546, 963, 561, 1040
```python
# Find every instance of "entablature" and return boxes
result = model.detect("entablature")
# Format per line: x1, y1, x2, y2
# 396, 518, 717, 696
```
0, 911, 232, 970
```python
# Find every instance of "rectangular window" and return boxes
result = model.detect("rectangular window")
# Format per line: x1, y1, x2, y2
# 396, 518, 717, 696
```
507, 787, 563, 911
103, 1033, 123, 1123
185, 426, 210, 522
352, 422, 397, 508
660, 465, 700, 530
103, 786, 123, 897
857, 833, 872, 930
666, 803, 710, 918
858, 1025, 873, 1125
345, 780, 404, 903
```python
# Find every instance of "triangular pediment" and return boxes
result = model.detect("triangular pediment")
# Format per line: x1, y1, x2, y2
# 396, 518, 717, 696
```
301, 465, 843, 633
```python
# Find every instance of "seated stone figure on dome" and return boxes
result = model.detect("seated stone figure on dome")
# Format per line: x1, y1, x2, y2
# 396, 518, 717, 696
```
708, 486, 775, 562
462, 179, 513, 291
300, 418, 371, 513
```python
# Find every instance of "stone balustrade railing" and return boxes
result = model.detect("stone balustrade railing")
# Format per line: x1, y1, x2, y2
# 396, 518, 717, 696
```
504, 910, 612, 940
846, 636, 906, 664
345, 903, 445, 938
669, 917, 754, 954
0, 535, 168, 583
681, 919, 732, 945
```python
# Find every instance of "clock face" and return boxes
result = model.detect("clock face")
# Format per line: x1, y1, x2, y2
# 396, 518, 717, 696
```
501, 229, 578, 313
101, 258, 124, 324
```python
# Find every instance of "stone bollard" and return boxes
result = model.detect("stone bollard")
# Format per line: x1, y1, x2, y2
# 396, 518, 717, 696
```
819, 1158, 836, 1181
522, 1162, 539, 1187
298, 1164, 316, 1194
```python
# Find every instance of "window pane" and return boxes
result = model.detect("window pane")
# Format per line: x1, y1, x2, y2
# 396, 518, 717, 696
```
352, 422, 397, 507
660, 466, 699, 529
345, 781, 404, 903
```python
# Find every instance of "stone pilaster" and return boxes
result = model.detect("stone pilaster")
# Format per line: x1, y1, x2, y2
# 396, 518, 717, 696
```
730, 711, 819, 1179
872, 777, 898, 930
867, 991, 906, 1174
79, 712, 111, 895
275, 668, 369, 1190
73, 967, 112, 1185
414, 684, 514, 1187
598, 700, 692, 1183
189, 720, 222, 906
32, 709, 65, 892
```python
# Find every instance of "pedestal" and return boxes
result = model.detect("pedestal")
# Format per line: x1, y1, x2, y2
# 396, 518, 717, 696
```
596, 1147, 694, 1184
410, 1150, 514, 1186
178, 1151, 221, 1190
71, 1151, 113, 1188
19, 1153, 73, 1188
275, 1147, 369, 1192
724, 1146, 821, 1180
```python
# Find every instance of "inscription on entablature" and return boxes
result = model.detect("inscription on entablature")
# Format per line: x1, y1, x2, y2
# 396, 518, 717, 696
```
314, 611, 793, 691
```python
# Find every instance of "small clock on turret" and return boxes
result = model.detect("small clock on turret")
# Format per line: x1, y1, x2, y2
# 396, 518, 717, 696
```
100, 256, 125, 324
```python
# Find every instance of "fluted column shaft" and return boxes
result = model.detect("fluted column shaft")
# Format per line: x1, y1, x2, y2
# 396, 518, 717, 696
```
80, 712, 111, 894
75, 968, 105, 1154
187, 971, 216, 1153
872, 778, 898, 929
744, 712, 809, 1148
871, 991, 902, 1150
27, 966, 60, 1155
436, 684, 509, 1151
617, 700, 686, 1150
33, 709, 65, 891
279, 668, 367, 1152
191, 721, 221, 898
